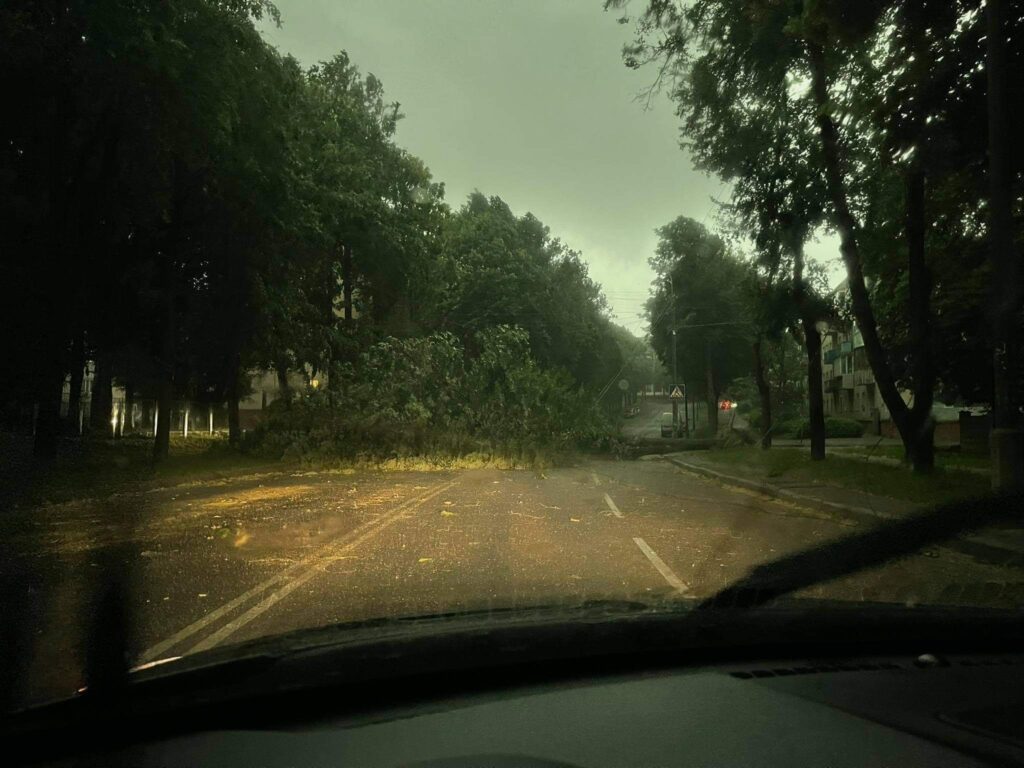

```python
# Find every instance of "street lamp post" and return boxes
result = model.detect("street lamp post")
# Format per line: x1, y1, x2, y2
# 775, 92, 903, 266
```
668, 275, 680, 437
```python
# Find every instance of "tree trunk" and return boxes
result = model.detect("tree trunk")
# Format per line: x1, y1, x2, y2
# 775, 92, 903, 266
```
153, 376, 172, 461
89, 350, 113, 436
341, 243, 354, 323
777, 340, 786, 418
33, 367, 64, 460
753, 338, 772, 449
792, 241, 826, 460
705, 344, 719, 435
807, 42, 912, 443
152, 257, 175, 463
228, 353, 242, 446
123, 382, 134, 436
228, 393, 240, 446
66, 332, 85, 434
153, 173, 189, 463
802, 319, 826, 460
904, 168, 936, 473
986, 0, 1024, 490
276, 360, 291, 406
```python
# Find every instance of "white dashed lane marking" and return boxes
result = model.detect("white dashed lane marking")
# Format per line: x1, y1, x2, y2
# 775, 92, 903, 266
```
633, 537, 688, 594
603, 493, 623, 518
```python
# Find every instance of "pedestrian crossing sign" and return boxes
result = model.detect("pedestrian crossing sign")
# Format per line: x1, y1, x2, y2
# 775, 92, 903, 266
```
669, 385, 684, 399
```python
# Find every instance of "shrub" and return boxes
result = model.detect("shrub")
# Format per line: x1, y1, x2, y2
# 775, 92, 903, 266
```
246, 326, 614, 466
823, 417, 865, 438
776, 417, 866, 439
773, 418, 801, 438
692, 425, 718, 439
746, 408, 762, 431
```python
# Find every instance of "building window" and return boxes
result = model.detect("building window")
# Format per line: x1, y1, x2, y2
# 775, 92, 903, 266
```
854, 347, 868, 370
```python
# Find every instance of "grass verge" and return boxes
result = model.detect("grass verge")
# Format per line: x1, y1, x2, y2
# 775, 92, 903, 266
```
698, 447, 990, 507
1, 434, 572, 510
829, 444, 992, 471
1, 434, 287, 509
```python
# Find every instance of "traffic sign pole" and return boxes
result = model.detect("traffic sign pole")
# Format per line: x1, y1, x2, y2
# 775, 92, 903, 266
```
669, 384, 685, 438
684, 386, 689, 437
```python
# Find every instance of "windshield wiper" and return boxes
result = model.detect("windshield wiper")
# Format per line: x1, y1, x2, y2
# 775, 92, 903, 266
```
700, 492, 1024, 610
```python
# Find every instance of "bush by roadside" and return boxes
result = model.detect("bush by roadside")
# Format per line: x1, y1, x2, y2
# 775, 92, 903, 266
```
745, 408, 851, 438
0, 433, 280, 510
698, 447, 988, 506
775, 417, 865, 439
246, 327, 615, 467
747, 408, 762, 431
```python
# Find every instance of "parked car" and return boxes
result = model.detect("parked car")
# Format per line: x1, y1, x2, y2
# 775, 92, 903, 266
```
660, 412, 675, 437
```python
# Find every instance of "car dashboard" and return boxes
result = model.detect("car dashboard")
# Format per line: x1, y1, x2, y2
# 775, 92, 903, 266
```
56, 652, 1024, 767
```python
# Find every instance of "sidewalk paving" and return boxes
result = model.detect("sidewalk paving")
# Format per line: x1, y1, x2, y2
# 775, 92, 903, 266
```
660, 451, 1024, 568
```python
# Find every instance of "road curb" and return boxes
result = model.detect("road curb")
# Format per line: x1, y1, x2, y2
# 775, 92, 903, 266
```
661, 455, 1024, 569
662, 456, 896, 524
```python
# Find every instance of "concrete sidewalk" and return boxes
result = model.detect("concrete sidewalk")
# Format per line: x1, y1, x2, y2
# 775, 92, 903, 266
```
660, 451, 1024, 568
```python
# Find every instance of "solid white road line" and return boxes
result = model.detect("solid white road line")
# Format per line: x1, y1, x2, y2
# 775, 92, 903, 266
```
633, 537, 688, 594
186, 483, 451, 654
603, 493, 623, 518
185, 561, 324, 655
137, 480, 455, 663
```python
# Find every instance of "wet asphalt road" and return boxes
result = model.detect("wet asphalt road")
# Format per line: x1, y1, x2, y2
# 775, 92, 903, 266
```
2, 457, 1022, 709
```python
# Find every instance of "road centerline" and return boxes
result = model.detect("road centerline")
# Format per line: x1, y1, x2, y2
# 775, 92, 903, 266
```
184, 480, 456, 655
603, 493, 623, 518
137, 479, 455, 663
633, 537, 688, 594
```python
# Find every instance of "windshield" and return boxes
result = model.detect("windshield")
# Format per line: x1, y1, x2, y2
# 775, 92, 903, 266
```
1, 0, 1023, 713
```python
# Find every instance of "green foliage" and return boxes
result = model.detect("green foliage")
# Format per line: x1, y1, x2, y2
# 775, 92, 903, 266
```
248, 327, 614, 465
776, 417, 865, 439
616, 0, 1024, 438
435, 193, 620, 393
823, 418, 867, 439
647, 216, 752, 404
1, 1, 636, 463
746, 407, 761, 429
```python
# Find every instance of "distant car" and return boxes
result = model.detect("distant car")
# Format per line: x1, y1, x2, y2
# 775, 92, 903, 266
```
660, 412, 674, 437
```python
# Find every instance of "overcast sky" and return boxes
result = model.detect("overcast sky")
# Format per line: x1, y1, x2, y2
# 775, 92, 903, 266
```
259, 0, 841, 335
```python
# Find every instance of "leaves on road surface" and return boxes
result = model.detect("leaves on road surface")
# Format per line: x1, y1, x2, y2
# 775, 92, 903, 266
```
418, 557, 433, 564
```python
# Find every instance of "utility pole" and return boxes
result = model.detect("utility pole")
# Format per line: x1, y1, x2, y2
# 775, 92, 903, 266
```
669, 275, 680, 437
683, 387, 689, 437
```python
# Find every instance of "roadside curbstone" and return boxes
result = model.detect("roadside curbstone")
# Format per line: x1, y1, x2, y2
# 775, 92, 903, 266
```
661, 455, 1024, 569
